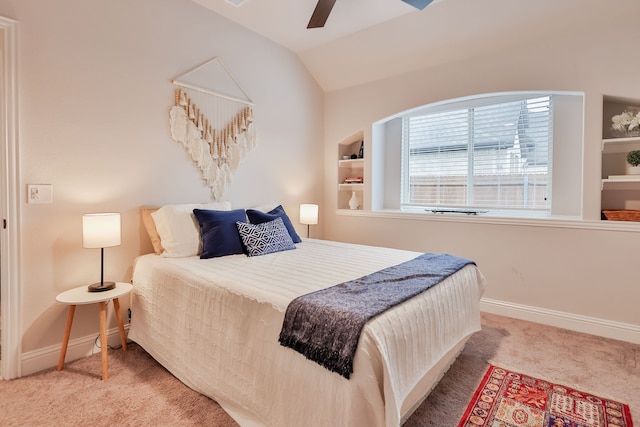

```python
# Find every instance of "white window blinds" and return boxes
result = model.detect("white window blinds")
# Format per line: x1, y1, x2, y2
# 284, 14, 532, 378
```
401, 95, 553, 213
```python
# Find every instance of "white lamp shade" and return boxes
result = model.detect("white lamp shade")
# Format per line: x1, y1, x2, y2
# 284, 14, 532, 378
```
299, 204, 318, 225
83, 213, 121, 248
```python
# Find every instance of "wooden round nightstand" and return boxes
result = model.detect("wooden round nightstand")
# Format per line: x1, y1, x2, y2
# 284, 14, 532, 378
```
56, 282, 133, 380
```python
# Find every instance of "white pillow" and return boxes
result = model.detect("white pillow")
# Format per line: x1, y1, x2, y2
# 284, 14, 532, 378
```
249, 201, 279, 213
151, 201, 232, 257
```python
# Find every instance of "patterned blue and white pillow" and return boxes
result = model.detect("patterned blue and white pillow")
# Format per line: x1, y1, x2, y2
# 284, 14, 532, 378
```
236, 217, 296, 257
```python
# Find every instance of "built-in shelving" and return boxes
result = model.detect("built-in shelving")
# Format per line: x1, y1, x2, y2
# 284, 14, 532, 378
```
601, 96, 640, 221
337, 134, 364, 210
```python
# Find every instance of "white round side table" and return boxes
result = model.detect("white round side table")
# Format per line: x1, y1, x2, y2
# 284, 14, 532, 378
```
56, 282, 133, 381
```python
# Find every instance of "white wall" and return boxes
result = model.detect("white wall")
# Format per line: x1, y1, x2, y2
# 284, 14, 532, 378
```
324, 14, 640, 340
0, 0, 324, 362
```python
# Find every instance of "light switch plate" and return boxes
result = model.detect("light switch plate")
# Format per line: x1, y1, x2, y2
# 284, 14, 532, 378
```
27, 184, 53, 204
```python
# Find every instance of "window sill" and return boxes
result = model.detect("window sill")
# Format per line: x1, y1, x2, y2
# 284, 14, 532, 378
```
336, 208, 640, 232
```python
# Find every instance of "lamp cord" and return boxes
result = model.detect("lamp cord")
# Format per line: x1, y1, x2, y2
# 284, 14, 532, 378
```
92, 300, 118, 351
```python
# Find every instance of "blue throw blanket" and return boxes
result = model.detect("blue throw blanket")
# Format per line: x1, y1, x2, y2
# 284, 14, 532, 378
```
278, 253, 475, 379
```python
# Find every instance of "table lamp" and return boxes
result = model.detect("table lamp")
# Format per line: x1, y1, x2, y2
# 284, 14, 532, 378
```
83, 212, 121, 292
299, 204, 318, 238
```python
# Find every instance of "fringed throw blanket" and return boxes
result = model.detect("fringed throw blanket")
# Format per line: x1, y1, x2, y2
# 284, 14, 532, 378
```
278, 253, 475, 379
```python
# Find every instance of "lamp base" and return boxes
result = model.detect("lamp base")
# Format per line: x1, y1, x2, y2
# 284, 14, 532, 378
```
88, 281, 116, 292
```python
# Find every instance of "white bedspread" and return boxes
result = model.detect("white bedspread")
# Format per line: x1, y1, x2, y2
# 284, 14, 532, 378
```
129, 239, 485, 427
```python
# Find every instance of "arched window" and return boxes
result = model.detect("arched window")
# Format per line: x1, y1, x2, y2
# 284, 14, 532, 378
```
372, 92, 583, 218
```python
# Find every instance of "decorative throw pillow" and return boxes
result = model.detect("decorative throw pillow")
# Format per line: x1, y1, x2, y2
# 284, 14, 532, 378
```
249, 201, 279, 213
151, 201, 232, 257
245, 205, 302, 243
193, 208, 247, 259
236, 217, 296, 257
140, 206, 164, 254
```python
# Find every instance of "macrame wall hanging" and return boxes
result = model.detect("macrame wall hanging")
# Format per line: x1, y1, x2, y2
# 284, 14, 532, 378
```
169, 57, 257, 200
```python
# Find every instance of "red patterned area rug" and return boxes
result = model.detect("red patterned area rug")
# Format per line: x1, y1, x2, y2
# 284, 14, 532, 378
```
457, 365, 633, 427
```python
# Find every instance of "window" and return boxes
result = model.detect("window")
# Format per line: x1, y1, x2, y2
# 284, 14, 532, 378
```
401, 95, 553, 215
372, 91, 583, 219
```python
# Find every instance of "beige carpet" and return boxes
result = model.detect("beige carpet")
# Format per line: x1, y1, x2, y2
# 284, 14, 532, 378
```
0, 313, 637, 426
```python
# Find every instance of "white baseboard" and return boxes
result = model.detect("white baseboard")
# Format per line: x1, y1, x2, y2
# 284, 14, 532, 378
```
21, 324, 130, 377
480, 298, 640, 344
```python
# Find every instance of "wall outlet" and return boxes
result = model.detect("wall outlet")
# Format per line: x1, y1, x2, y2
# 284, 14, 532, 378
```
27, 184, 53, 204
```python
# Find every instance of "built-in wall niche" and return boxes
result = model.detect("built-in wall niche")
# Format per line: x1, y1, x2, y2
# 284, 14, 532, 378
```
600, 95, 640, 221
337, 132, 364, 210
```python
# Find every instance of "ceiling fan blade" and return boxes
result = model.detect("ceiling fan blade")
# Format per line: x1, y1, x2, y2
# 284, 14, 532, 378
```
401, 0, 434, 10
307, 0, 337, 29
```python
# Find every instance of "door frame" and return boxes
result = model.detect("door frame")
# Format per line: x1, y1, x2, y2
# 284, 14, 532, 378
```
0, 15, 21, 380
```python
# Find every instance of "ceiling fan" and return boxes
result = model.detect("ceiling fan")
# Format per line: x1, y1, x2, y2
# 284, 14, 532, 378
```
307, 0, 434, 29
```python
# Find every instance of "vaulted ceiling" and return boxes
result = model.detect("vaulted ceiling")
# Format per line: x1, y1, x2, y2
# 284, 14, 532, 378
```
192, 0, 640, 92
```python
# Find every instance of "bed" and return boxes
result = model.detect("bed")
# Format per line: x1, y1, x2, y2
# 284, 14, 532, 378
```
129, 203, 486, 427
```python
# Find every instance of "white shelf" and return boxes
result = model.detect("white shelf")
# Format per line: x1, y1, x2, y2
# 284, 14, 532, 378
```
601, 137, 640, 153
605, 174, 640, 180
339, 183, 364, 191
602, 176, 640, 190
338, 158, 364, 167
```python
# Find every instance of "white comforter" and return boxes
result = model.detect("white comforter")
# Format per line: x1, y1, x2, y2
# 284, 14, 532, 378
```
129, 239, 485, 427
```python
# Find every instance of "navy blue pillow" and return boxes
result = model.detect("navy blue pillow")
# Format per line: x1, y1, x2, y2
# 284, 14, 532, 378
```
193, 208, 246, 259
245, 205, 301, 243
